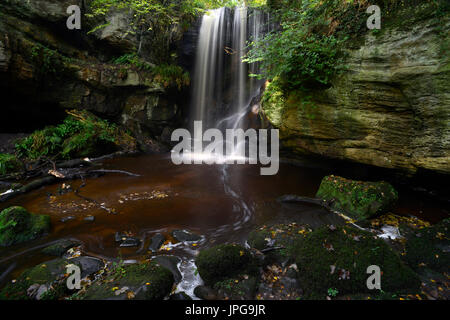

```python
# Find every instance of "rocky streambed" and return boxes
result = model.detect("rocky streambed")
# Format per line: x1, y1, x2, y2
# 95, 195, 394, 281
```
0, 155, 448, 300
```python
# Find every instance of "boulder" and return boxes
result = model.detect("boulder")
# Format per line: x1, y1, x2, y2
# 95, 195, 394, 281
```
149, 233, 165, 252
316, 175, 398, 220
0, 206, 51, 247
289, 225, 420, 299
195, 244, 257, 286
80, 261, 174, 300
172, 229, 201, 242
153, 255, 182, 283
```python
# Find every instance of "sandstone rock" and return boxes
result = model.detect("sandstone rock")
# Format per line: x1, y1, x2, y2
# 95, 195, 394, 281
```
262, 9, 450, 175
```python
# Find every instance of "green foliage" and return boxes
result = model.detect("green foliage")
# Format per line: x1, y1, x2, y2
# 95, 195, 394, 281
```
196, 244, 256, 285
247, 0, 449, 93
328, 287, 339, 297
290, 225, 420, 299
30, 43, 72, 80
0, 206, 51, 247
113, 53, 190, 89
245, 0, 350, 91
15, 110, 137, 160
0, 153, 21, 175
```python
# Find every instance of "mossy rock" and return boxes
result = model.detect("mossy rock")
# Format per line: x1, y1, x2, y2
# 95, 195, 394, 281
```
79, 261, 173, 300
401, 218, 450, 273
214, 276, 259, 300
248, 224, 311, 266
0, 256, 104, 300
0, 206, 51, 247
196, 244, 257, 286
0, 259, 70, 300
289, 225, 420, 299
316, 175, 398, 220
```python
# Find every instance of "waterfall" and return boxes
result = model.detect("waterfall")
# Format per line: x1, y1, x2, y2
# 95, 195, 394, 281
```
190, 7, 270, 131
191, 8, 226, 128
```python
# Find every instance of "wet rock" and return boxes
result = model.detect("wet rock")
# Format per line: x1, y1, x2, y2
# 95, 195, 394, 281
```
153, 255, 182, 283
42, 239, 80, 257
194, 286, 218, 300
196, 244, 257, 286
316, 175, 398, 220
0, 206, 51, 247
169, 292, 192, 300
83, 216, 95, 222
35, 285, 49, 300
71, 256, 104, 278
119, 237, 141, 248
215, 276, 259, 300
60, 216, 75, 223
0, 259, 69, 300
80, 261, 174, 300
149, 233, 165, 252
115, 232, 127, 242
172, 230, 201, 242
27, 284, 40, 299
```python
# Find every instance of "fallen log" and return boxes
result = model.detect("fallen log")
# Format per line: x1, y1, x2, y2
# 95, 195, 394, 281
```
277, 194, 336, 212
0, 176, 57, 202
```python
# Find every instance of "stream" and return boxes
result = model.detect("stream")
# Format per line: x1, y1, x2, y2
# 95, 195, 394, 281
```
0, 153, 447, 295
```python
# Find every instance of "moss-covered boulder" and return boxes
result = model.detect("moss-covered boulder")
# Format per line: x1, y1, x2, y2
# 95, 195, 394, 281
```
316, 175, 398, 220
213, 276, 259, 300
79, 261, 173, 300
401, 218, 450, 273
289, 225, 420, 299
196, 244, 257, 286
0, 206, 51, 246
0, 256, 104, 300
248, 223, 311, 266
1, 258, 74, 300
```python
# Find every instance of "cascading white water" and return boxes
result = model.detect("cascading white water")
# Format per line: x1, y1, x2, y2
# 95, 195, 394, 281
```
191, 8, 226, 128
190, 7, 270, 131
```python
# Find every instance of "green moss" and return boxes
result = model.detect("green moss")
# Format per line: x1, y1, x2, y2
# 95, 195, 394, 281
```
0, 153, 21, 175
80, 261, 173, 300
0, 206, 51, 247
196, 244, 257, 286
0, 259, 69, 300
30, 43, 73, 81
316, 175, 398, 220
289, 225, 420, 299
401, 218, 450, 273
214, 276, 259, 300
15, 110, 137, 160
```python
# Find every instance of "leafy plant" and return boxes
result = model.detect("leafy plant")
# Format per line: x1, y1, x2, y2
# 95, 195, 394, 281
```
328, 287, 339, 297
15, 110, 137, 160
0, 154, 21, 175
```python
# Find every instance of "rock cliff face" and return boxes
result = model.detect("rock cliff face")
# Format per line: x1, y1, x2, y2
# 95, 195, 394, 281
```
0, 0, 188, 146
263, 6, 450, 176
